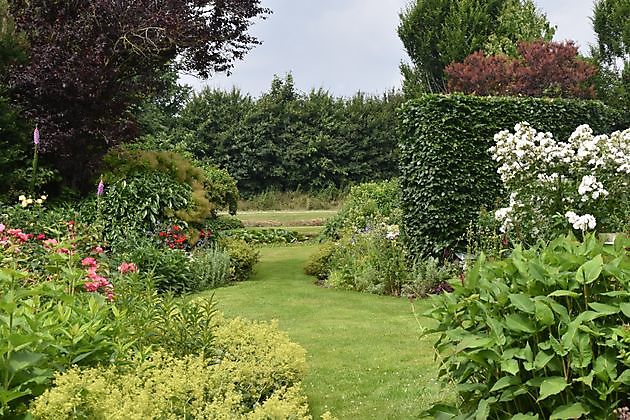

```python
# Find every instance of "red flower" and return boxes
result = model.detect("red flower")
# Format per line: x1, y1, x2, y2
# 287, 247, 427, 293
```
37, 233, 46, 240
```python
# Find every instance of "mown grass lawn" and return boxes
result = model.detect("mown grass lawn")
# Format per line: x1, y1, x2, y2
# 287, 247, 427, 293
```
197, 245, 453, 419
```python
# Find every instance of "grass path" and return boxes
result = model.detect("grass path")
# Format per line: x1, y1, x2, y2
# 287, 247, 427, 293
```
198, 245, 448, 419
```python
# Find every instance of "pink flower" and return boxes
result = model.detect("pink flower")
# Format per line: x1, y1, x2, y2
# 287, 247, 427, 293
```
56, 248, 71, 255
81, 257, 98, 268
7, 228, 22, 235
43, 238, 58, 247
33, 126, 40, 145
0, 224, 4, 233
92, 246, 104, 254
117, 262, 138, 274
37, 233, 46, 240
97, 179, 104, 196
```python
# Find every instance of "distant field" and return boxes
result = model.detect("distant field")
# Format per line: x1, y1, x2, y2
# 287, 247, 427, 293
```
235, 210, 337, 227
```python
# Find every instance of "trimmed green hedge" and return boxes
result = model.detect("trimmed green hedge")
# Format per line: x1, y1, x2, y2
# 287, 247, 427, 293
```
398, 94, 629, 258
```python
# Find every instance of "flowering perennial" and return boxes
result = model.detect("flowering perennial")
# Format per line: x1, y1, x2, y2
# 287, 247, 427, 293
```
490, 122, 629, 237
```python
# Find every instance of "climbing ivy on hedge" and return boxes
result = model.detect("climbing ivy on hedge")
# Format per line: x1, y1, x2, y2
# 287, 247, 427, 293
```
398, 94, 629, 258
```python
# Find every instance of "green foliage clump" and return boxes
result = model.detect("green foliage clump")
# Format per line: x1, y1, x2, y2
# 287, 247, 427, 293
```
30, 316, 309, 419
322, 180, 400, 240
398, 94, 629, 258
204, 214, 245, 231
104, 148, 238, 222
425, 234, 630, 419
219, 238, 260, 282
189, 247, 232, 290
304, 242, 338, 280
118, 236, 194, 294
324, 223, 407, 295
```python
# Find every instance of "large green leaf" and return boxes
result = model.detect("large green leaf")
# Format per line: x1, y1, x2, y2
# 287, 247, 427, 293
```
533, 351, 554, 370
509, 294, 535, 314
534, 301, 554, 325
575, 255, 603, 284
490, 375, 521, 392
512, 415, 539, 420
587, 302, 619, 315
505, 313, 537, 334
549, 402, 588, 419
537, 376, 569, 401
619, 302, 630, 318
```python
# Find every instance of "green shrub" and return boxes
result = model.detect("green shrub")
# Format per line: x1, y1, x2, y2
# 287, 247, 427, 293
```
425, 233, 630, 418
325, 223, 407, 295
125, 294, 218, 358
219, 238, 260, 282
30, 316, 309, 419
204, 214, 245, 231
99, 171, 191, 244
99, 148, 240, 245
398, 94, 629, 258
189, 246, 232, 290
304, 242, 338, 280
121, 239, 194, 294
0, 268, 133, 417
321, 180, 400, 240
402, 257, 459, 298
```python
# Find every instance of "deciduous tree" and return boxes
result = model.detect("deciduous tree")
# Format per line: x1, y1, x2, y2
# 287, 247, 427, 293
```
398, 0, 553, 96
6, 0, 269, 190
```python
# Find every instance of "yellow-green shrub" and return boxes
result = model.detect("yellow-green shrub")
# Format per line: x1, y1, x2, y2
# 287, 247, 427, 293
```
30, 315, 308, 419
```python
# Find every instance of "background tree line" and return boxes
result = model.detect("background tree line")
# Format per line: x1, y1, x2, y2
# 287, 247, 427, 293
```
141, 74, 403, 196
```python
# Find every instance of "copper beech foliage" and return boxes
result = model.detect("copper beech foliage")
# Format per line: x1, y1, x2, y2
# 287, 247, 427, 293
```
6, 0, 269, 189
445, 40, 598, 98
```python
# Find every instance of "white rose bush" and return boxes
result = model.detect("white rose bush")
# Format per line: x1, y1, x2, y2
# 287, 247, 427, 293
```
489, 122, 629, 242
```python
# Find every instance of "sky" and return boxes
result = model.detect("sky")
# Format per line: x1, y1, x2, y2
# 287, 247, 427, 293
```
179, 0, 598, 98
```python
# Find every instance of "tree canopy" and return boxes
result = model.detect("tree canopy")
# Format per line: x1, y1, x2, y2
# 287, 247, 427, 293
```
398, 0, 554, 96
5, 0, 269, 190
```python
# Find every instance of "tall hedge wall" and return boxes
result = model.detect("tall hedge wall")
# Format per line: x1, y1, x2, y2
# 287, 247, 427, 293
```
399, 94, 629, 258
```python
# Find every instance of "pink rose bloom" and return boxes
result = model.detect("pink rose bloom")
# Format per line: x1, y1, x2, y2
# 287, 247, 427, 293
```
37, 233, 46, 240
43, 238, 58, 247
7, 228, 22, 235
0, 224, 4, 233
92, 246, 104, 254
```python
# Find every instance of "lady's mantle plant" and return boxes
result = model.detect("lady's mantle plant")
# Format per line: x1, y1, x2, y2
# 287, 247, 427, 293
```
490, 123, 629, 242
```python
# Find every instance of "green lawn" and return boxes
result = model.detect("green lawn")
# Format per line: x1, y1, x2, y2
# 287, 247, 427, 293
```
234, 210, 337, 227
196, 245, 452, 419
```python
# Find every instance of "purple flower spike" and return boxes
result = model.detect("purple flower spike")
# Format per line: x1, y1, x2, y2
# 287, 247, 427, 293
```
97, 179, 104, 196
33, 126, 40, 145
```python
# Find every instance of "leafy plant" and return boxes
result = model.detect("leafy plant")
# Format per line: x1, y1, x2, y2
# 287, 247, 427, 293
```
325, 223, 406, 295
218, 238, 260, 282
30, 316, 309, 419
425, 233, 630, 418
403, 257, 458, 298
321, 180, 400, 240
189, 247, 232, 290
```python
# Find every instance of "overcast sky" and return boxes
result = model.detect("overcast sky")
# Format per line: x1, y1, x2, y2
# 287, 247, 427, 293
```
179, 0, 598, 97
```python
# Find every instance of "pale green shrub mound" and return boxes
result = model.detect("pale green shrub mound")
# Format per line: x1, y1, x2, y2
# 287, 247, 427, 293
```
30, 315, 309, 419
